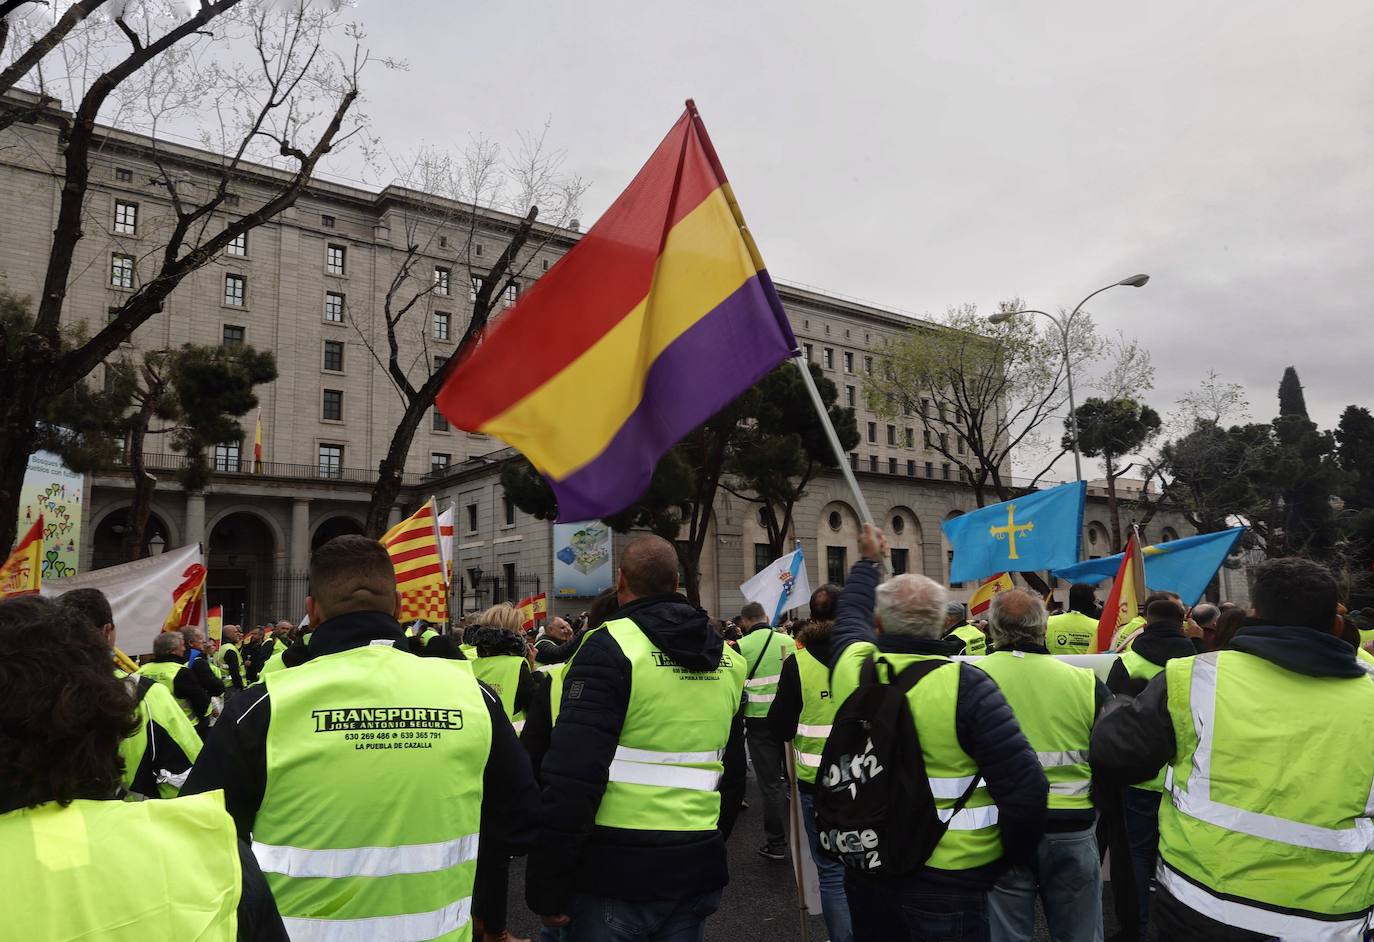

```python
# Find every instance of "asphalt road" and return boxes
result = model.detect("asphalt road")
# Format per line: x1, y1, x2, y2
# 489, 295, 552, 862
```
503, 778, 1128, 941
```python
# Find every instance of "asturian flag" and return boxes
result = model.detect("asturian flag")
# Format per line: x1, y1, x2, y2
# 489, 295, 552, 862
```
942, 482, 1086, 584
740, 544, 811, 626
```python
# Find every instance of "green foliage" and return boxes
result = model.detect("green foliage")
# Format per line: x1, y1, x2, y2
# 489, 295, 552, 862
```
159, 345, 278, 490
1067, 397, 1162, 466
1278, 366, 1308, 418
1335, 405, 1374, 510
1160, 420, 1272, 534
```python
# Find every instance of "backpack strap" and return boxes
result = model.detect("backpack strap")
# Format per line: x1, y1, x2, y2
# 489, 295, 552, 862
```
746, 630, 776, 681
885, 658, 985, 830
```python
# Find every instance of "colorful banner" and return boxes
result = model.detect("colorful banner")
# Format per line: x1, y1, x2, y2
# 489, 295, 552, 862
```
0, 516, 44, 598
553, 521, 613, 598
17, 449, 83, 579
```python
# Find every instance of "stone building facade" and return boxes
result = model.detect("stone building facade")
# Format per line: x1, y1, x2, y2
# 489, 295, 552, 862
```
0, 94, 1200, 624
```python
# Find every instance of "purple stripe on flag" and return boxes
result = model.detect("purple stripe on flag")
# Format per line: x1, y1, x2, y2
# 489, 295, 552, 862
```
553, 272, 795, 522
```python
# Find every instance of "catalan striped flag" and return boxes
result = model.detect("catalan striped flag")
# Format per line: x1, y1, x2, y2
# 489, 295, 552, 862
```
436, 102, 797, 521
0, 516, 43, 598
382, 499, 448, 623
968, 572, 1013, 618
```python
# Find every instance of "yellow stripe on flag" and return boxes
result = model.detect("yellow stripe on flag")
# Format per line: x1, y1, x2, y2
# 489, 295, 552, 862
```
0, 515, 43, 599
381, 499, 448, 624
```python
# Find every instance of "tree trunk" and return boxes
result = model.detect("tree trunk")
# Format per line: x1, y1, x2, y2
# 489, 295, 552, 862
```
0, 402, 37, 554
365, 395, 429, 537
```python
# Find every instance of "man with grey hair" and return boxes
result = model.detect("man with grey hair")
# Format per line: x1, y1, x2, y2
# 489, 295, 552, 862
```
1190, 602, 1220, 651
180, 625, 226, 706
140, 630, 214, 737
979, 589, 1112, 942
827, 525, 1047, 938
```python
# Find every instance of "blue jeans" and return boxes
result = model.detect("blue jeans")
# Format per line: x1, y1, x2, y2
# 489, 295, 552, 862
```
561, 890, 722, 942
799, 788, 855, 942
986, 827, 1103, 942
845, 871, 989, 942
1123, 787, 1161, 931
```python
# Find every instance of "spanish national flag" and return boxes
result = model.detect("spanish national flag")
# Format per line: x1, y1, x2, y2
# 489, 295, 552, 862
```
968, 572, 1013, 618
0, 516, 43, 598
436, 102, 797, 521
532, 592, 547, 621
1096, 528, 1146, 652
207, 605, 223, 643
382, 499, 448, 623
516, 596, 536, 631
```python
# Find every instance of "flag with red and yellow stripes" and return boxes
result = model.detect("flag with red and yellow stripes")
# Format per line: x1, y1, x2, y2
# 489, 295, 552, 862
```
968, 572, 1013, 618
0, 516, 43, 598
382, 499, 448, 623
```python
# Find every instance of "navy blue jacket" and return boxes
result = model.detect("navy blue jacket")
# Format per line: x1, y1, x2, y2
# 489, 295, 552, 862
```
827, 559, 1048, 888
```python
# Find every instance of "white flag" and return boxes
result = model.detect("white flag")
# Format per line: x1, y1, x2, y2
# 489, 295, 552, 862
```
739, 545, 811, 626
436, 505, 455, 584
43, 543, 205, 657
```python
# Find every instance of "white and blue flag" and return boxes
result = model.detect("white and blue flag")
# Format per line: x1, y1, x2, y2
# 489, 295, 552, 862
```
740, 543, 811, 626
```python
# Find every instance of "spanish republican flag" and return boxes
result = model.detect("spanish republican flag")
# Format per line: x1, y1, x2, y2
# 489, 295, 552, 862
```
436, 102, 796, 521
0, 516, 43, 598
253, 410, 264, 473
1096, 528, 1146, 653
382, 499, 448, 623
968, 572, 1013, 618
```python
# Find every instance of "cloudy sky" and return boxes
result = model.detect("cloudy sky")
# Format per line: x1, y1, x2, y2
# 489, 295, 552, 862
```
349, 1, 1371, 474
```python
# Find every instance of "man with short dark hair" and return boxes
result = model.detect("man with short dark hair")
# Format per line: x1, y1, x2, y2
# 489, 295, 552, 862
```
735, 598, 796, 860
527, 535, 747, 940
1189, 602, 1220, 651
1093, 557, 1374, 939
1046, 583, 1100, 655
185, 535, 538, 939
809, 583, 841, 622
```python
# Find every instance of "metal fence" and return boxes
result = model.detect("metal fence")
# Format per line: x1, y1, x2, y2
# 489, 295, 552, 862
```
115, 452, 431, 488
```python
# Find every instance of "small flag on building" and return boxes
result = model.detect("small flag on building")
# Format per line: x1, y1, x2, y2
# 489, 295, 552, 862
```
253, 409, 264, 473
1096, 528, 1147, 653
0, 516, 44, 598
381, 499, 449, 624
435, 102, 797, 522
968, 572, 1013, 618
436, 505, 455, 585
207, 605, 223, 643
740, 544, 811, 626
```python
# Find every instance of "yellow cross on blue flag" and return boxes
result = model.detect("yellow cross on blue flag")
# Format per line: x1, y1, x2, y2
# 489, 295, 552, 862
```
942, 481, 1086, 583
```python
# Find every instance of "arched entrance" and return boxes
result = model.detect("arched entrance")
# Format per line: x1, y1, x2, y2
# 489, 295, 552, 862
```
208, 511, 278, 627
312, 514, 365, 550
886, 506, 924, 577
91, 507, 175, 569
816, 501, 860, 587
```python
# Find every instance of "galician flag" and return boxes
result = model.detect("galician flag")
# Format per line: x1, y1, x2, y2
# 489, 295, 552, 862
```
740, 544, 811, 626
942, 482, 1086, 584
0, 516, 44, 598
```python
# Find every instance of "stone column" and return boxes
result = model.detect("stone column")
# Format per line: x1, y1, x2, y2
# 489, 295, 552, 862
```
388, 505, 403, 529
290, 498, 311, 574
185, 491, 206, 549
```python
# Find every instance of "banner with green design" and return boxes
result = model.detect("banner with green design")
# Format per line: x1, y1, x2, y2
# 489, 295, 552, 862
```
17, 450, 83, 579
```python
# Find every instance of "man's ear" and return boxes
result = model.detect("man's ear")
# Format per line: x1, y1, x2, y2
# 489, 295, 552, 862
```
393, 590, 403, 621
306, 596, 322, 628
874, 613, 885, 636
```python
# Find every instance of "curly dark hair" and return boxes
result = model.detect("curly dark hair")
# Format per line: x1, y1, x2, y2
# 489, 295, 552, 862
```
0, 596, 137, 811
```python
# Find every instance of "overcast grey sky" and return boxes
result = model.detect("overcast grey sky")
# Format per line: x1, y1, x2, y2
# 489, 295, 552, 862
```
351, 1, 1373, 475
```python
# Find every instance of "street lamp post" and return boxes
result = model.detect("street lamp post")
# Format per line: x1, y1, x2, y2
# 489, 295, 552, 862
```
990, 274, 1149, 482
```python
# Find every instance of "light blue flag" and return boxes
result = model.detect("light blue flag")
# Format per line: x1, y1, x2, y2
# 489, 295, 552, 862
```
1052, 527, 1245, 606
942, 482, 1086, 584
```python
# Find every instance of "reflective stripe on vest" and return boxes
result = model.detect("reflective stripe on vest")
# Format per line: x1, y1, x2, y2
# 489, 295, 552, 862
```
1159, 650, 1374, 924
256, 644, 492, 938
831, 644, 1001, 871
1157, 863, 1372, 942
793, 648, 839, 784
976, 651, 1097, 811
0, 793, 239, 940
545, 662, 569, 726
1120, 650, 1167, 791
738, 629, 795, 717
588, 618, 746, 831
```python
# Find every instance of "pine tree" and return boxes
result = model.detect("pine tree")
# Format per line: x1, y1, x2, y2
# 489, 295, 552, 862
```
1278, 366, 1308, 418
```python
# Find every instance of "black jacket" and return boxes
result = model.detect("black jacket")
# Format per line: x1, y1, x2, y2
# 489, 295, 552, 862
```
188, 650, 226, 698
222, 646, 245, 690
151, 655, 212, 719
121, 675, 198, 800
1104, 616, 1199, 697
534, 634, 582, 665
525, 593, 747, 915
1091, 621, 1370, 788
828, 559, 1049, 889
183, 610, 539, 858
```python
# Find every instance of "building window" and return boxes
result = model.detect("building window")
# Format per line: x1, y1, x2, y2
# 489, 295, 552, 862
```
891, 548, 909, 575
924, 429, 932, 448
224, 193, 240, 208
434, 266, 451, 296
430, 453, 450, 475
439, 235, 448, 249
867, 422, 876, 443
869, 455, 878, 472
849, 452, 858, 469
925, 461, 934, 477
845, 385, 855, 407
754, 543, 773, 574
469, 275, 484, 302
326, 243, 346, 275
907, 459, 916, 477
864, 355, 873, 374
940, 433, 949, 451
224, 274, 246, 307
888, 457, 898, 475
433, 311, 451, 340
542, 258, 550, 271
905, 428, 915, 448
222, 324, 245, 347
115, 166, 133, 183
828, 511, 843, 531
321, 389, 343, 421
803, 343, 813, 362
213, 441, 240, 473
942, 463, 951, 480
957, 438, 966, 455
504, 282, 520, 308
887, 425, 896, 446
826, 546, 848, 585
843, 351, 854, 372
324, 291, 345, 323
321, 213, 336, 228
110, 253, 135, 289
318, 444, 343, 478
503, 494, 515, 526
466, 504, 478, 534
226, 231, 247, 256
433, 408, 449, 432
823, 348, 834, 369
113, 199, 138, 235
323, 340, 344, 372
503, 562, 517, 603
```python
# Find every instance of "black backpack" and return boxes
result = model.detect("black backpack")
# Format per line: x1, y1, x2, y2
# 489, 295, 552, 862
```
814, 656, 981, 877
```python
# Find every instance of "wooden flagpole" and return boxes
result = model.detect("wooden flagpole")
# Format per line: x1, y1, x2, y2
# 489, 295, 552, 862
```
784, 743, 812, 942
